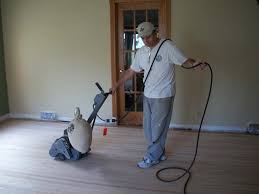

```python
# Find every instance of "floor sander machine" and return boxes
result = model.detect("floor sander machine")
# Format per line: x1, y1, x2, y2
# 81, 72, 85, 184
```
49, 82, 111, 160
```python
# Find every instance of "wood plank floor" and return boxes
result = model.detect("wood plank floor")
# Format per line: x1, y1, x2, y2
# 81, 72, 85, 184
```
0, 119, 258, 194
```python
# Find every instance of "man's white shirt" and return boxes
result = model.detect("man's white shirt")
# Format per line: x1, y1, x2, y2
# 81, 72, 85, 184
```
131, 39, 187, 98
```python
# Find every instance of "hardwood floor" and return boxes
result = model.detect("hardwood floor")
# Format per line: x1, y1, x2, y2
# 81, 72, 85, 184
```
0, 119, 258, 194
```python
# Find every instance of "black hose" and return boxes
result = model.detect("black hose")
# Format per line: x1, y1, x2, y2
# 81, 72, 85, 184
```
156, 62, 213, 194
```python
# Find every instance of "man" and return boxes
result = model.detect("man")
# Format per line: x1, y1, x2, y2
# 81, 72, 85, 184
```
110, 22, 206, 168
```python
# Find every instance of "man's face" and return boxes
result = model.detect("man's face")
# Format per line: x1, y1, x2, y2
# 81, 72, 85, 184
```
141, 33, 157, 48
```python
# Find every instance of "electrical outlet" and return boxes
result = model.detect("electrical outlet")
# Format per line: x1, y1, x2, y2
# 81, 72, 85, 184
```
105, 117, 118, 126
106, 118, 117, 123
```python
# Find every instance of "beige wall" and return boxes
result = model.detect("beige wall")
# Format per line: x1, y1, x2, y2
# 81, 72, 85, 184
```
171, 0, 259, 130
2, 0, 112, 120
2, 0, 259, 130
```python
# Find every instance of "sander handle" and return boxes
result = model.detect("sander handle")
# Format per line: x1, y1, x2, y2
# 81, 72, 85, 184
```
87, 83, 111, 125
95, 82, 104, 94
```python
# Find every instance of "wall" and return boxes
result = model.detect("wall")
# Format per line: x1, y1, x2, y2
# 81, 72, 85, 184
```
1, 0, 259, 131
0, 3, 9, 116
2, 0, 111, 120
171, 0, 259, 131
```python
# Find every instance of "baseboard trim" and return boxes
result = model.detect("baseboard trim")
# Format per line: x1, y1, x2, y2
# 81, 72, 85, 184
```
8, 113, 109, 125
170, 123, 246, 133
8, 113, 245, 133
9, 113, 41, 121
0, 113, 10, 122
8, 113, 70, 122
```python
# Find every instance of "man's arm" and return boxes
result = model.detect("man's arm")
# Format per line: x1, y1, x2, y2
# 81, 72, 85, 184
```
182, 58, 196, 67
110, 68, 136, 94
182, 58, 207, 70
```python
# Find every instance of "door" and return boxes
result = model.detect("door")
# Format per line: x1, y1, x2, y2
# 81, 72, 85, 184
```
110, 0, 171, 125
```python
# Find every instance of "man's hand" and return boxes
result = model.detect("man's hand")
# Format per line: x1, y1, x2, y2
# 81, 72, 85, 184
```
109, 68, 136, 95
193, 61, 208, 70
182, 58, 208, 70
109, 87, 116, 95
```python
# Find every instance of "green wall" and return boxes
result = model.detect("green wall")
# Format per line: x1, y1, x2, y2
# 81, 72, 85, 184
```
0, 4, 9, 116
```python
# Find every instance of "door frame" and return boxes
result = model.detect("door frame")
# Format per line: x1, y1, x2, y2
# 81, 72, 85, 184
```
109, 0, 171, 124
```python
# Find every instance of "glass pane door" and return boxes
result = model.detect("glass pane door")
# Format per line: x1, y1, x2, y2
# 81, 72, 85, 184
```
122, 9, 158, 112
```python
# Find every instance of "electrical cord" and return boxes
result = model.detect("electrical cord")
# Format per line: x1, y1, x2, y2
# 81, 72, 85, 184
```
155, 62, 213, 194
95, 94, 139, 123
93, 39, 213, 194
116, 93, 141, 122
94, 60, 213, 194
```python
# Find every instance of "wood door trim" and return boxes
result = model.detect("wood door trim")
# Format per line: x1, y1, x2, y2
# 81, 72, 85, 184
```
110, 0, 119, 117
118, 2, 161, 9
109, 0, 171, 123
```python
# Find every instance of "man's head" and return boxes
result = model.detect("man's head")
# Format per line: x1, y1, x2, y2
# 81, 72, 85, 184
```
137, 22, 159, 48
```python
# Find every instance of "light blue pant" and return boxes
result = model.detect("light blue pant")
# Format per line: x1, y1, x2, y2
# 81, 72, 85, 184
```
143, 96, 174, 161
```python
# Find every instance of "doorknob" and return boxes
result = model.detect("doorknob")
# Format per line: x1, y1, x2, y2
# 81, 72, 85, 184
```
120, 69, 124, 73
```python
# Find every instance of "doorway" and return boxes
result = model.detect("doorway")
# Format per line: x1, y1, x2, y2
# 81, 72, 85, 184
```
110, 0, 171, 125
